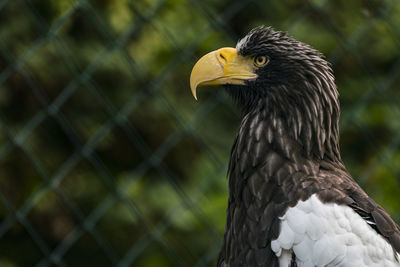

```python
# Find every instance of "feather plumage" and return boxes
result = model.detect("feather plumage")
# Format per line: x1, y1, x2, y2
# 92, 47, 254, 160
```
193, 26, 400, 266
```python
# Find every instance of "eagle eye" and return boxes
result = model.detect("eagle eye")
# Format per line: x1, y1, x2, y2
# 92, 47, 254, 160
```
254, 55, 269, 67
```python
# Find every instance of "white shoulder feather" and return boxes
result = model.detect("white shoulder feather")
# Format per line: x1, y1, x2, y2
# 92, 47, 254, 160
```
271, 194, 400, 266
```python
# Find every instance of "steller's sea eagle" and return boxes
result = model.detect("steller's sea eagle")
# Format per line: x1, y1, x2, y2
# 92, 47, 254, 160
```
189, 26, 400, 266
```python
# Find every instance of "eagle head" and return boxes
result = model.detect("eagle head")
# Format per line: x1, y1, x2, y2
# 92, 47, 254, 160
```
190, 26, 341, 160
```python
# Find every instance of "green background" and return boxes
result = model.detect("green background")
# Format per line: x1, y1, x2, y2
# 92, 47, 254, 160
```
1, 0, 400, 266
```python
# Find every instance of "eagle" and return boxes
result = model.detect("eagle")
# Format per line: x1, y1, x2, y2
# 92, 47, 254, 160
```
189, 26, 400, 266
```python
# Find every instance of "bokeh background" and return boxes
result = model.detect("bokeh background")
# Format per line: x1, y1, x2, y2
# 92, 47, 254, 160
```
1, 0, 400, 266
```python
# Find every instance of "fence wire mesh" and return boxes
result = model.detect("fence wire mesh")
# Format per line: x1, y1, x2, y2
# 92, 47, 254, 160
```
1, 0, 400, 266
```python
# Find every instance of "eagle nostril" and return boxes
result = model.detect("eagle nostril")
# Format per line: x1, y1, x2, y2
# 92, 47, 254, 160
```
218, 52, 227, 64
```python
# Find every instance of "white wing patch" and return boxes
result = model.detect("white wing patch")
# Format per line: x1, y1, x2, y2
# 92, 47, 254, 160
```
271, 194, 400, 267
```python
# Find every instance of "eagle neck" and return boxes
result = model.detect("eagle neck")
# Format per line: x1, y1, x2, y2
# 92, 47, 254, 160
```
228, 98, 345, 198
246, 96, 342, 161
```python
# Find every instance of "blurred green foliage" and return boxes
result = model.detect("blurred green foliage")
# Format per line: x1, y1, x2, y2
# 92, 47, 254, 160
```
0, 0, 400, 266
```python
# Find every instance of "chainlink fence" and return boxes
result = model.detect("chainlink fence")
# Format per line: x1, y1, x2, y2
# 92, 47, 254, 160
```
1, 0, 400, 266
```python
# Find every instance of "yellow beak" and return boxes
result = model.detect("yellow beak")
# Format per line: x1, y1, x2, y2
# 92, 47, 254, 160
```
190, 47, 257, 100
